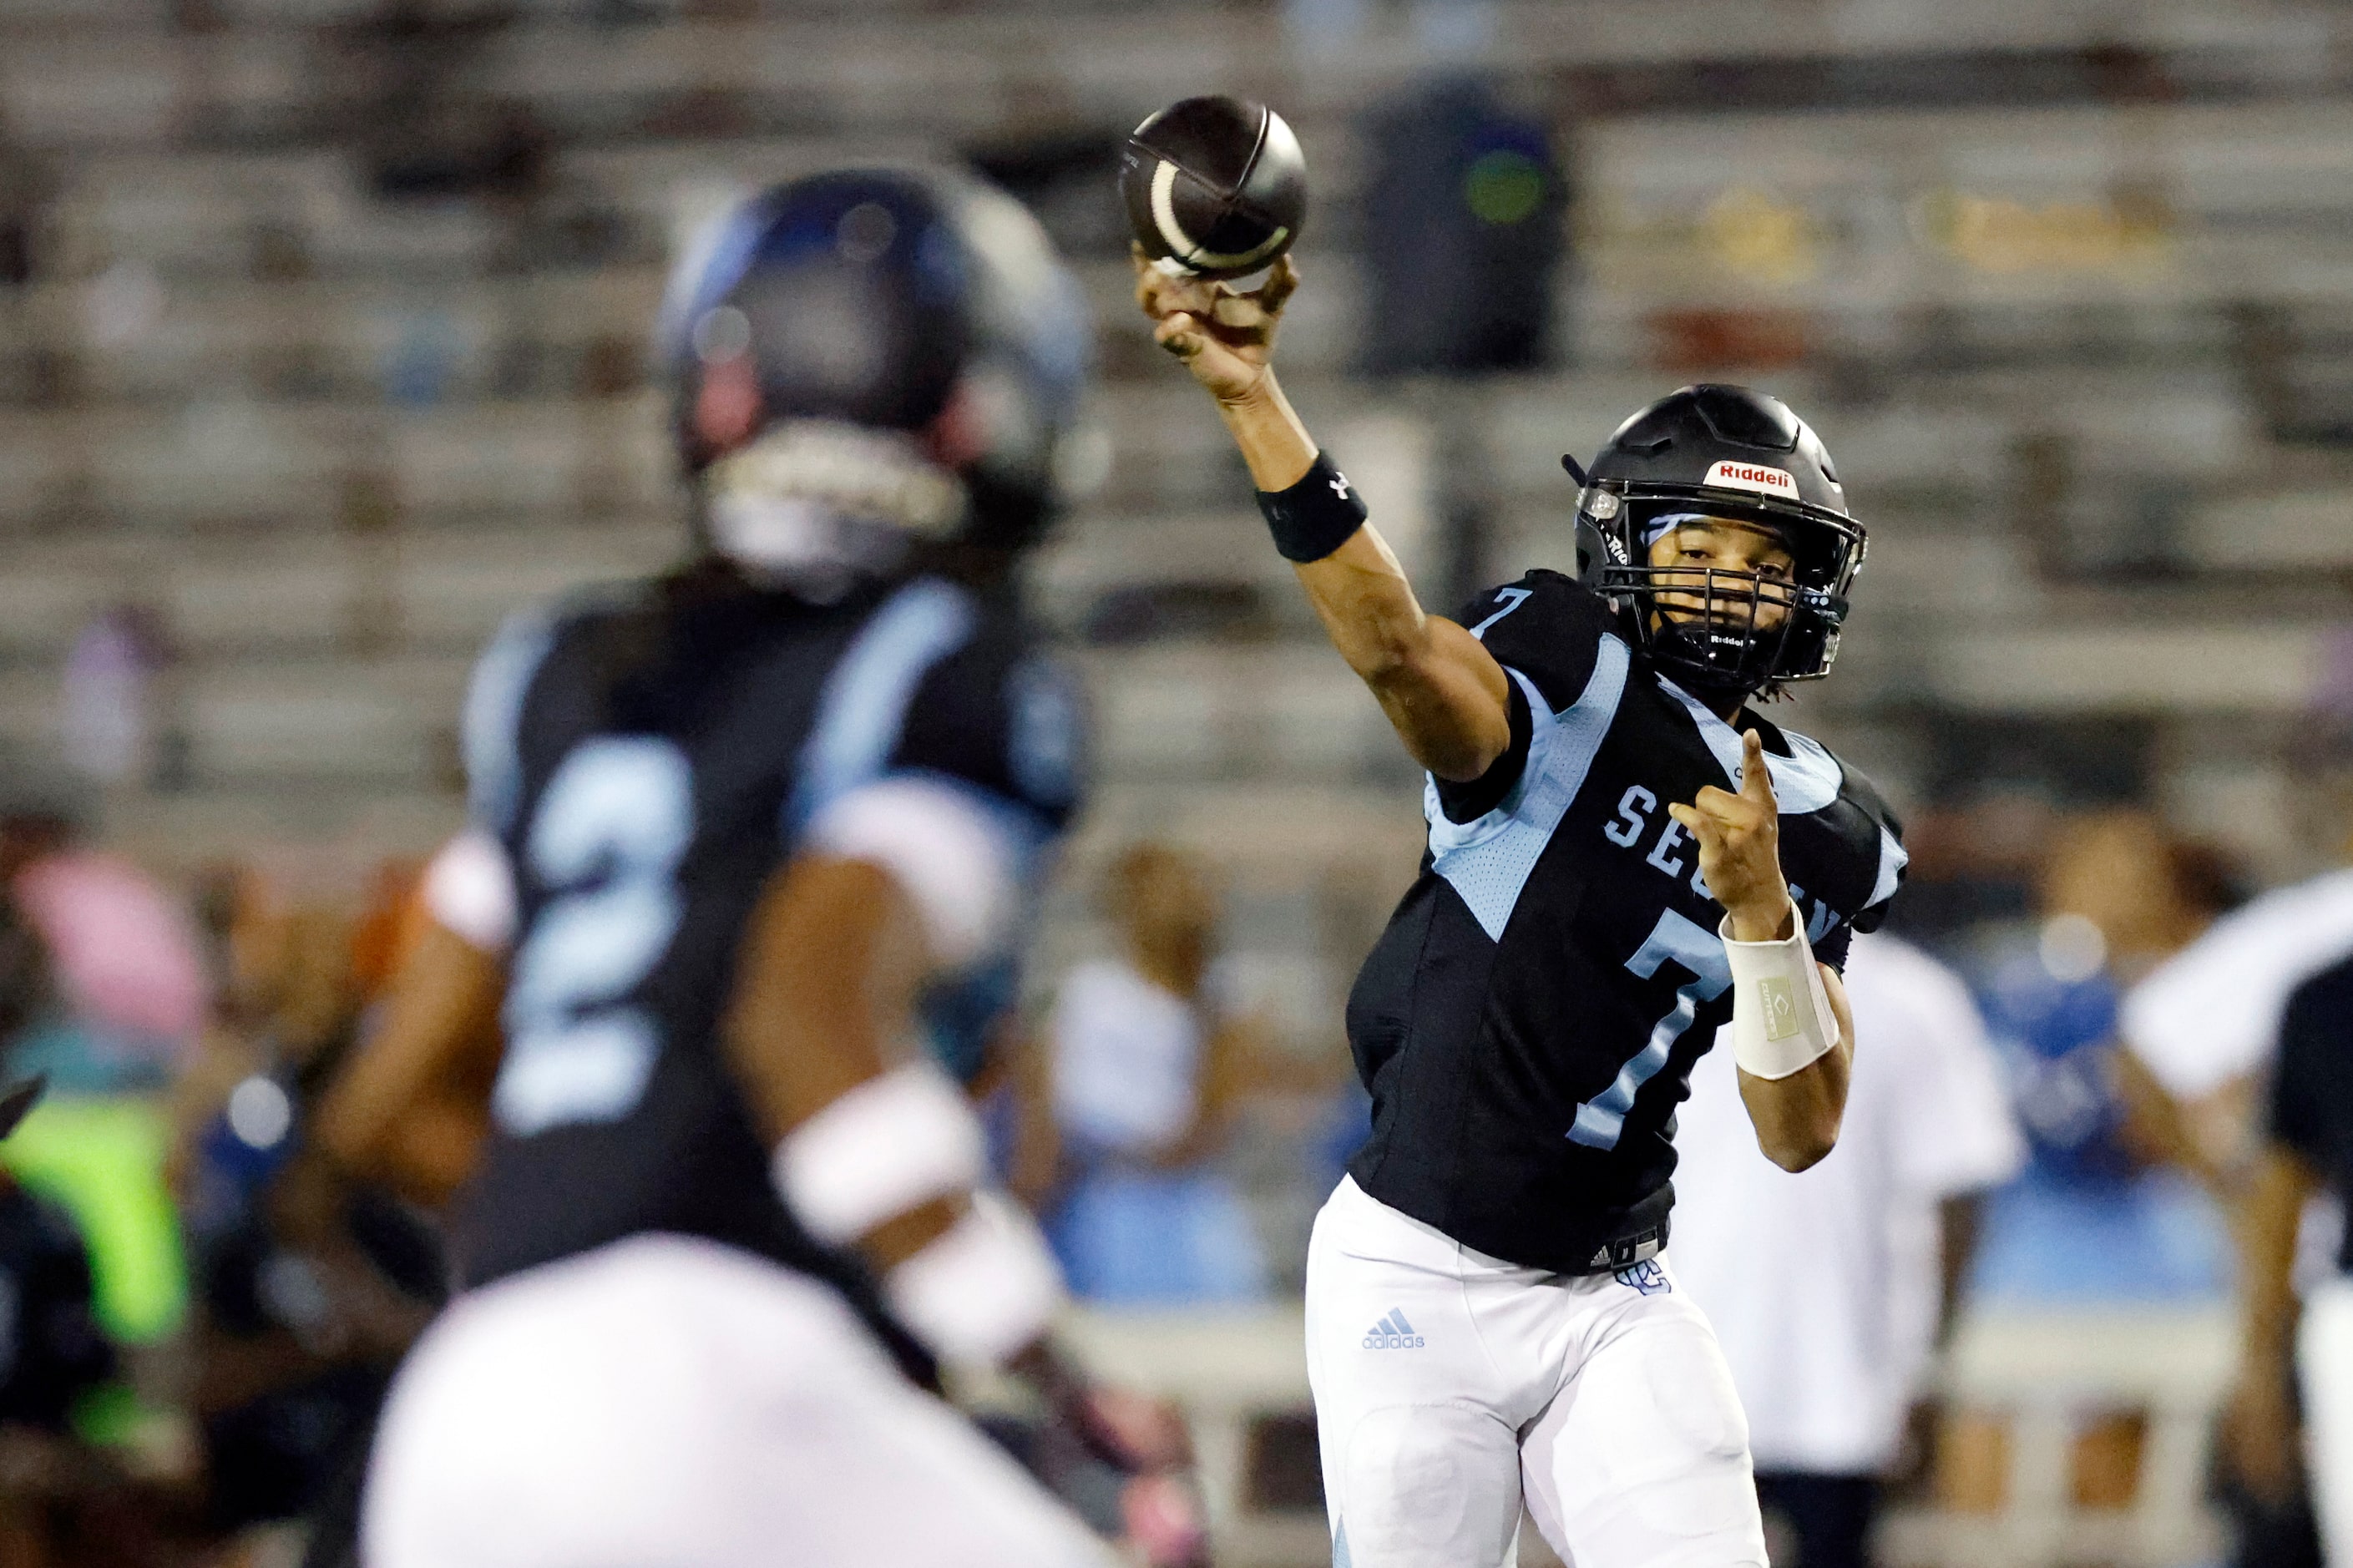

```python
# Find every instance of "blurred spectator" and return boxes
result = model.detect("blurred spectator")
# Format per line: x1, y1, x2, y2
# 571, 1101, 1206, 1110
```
1672, 932, 2024, 1568
173, 870, 442, 1552
1966, 810, 2243, 1305
0, 122, 47, 290
0, 803, 203, 1354
6, 812, 205, 1089
2120, 856, 2353, 1192
0, 1165, 173, 1568
0, 1174, 116, 1434
1958, 811, 2254, 1544
59, 608, 169, 792
2122, 829, 2353, 1568
2229, 952, 2353, 1568
0, 860, 175, 1567
382, 313, 461, 408
1039, 845, 1269, 1304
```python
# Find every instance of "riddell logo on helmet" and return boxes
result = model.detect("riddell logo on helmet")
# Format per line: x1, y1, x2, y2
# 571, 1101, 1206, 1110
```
1703, 461, 1799, 497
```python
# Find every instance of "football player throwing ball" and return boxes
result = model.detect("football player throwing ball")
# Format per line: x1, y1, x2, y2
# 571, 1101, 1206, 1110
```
1136, 251, 1905, 1567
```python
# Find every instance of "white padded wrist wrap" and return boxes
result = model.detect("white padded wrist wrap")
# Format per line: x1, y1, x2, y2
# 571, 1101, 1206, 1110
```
887, 1191, 1064, 1368
1719, 912, 1839, 1080
772, 1065, 985, 1246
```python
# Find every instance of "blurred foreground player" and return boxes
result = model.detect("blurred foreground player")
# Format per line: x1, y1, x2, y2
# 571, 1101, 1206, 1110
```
1136, 255, 1904, 1566
326, 169, 1132, 1568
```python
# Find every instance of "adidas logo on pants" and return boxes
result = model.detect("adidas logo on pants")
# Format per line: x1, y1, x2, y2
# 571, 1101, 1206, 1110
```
1362, 1310, 1423, 1349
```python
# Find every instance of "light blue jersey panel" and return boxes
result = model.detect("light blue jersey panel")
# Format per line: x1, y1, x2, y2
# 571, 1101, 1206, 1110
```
783, 577, 978, 836
1424, 635, 1632, 943
1658, 678, 1842, 812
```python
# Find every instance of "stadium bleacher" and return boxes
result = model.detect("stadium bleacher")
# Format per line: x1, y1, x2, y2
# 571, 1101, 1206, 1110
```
9, 3, 2353, 1563
0, 0, 2344, 1070
0, 4, 2345, 1139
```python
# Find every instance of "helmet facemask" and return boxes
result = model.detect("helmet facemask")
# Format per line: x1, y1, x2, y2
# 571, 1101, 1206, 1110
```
1579, 487, 1865, 699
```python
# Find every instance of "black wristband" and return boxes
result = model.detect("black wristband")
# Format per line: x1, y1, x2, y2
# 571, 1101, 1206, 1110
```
1255, 451, 1369, 563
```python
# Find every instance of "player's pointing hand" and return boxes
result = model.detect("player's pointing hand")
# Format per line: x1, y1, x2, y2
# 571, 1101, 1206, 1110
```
1669, 727, 1794, 943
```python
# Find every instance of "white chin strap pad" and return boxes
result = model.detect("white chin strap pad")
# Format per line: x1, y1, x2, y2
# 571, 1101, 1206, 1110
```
1719, 912, 1839, 1080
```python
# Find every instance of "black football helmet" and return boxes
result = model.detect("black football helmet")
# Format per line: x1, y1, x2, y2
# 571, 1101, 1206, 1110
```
1568, 384, 1865, 697
656, 167, 1093, 591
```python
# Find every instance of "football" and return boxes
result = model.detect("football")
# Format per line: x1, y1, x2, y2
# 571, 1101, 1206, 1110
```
1120, 95, 1308, 281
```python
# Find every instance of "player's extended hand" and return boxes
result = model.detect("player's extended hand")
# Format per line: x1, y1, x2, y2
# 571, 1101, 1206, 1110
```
1669, 728, 1794, 942
1132, 243, 1298, 406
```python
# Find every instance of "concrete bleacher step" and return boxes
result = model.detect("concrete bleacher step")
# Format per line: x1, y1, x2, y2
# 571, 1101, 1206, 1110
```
0, 647, 457, 781
1076, 642, 1415, 786
0, 513, 676, 655
4, 271, 665, 408
183, 655, 468, 783
1899, 612, 2335, 714
0, 394, 671, 527
0, 3, 2339, 168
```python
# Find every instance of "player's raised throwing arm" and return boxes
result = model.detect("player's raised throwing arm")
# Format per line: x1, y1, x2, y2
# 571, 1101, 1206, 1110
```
1135, 251, 1511, 782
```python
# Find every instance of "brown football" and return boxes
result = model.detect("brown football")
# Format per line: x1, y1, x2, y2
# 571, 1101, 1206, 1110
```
1120, 96, 1308, 281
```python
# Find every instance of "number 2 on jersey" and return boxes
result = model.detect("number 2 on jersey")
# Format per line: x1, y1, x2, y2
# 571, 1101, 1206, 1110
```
1568, 908, 1732, 1151
493, 737, 694, 1137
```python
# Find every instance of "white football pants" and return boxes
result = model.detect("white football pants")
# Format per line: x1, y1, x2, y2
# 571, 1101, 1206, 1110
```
2303, 1274, 2353, 1566
362, 1233, 1113, 1568
1306, 1176, 1765, 1568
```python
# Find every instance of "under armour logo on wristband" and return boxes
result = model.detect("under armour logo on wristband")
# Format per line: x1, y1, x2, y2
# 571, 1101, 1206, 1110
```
1257, 452, 1369, 563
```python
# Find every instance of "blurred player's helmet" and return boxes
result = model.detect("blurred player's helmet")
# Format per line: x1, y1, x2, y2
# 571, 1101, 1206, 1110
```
1568, 384, 1865, 696
657, 167, 1094, 593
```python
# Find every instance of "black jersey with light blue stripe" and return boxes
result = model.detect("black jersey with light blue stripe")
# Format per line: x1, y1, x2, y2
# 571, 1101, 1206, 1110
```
448, 562, 1081, 1313
1343, 569, 1904, 1275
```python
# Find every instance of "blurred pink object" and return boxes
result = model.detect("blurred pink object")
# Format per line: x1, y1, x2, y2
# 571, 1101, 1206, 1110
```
14, 852, 205, 1052
1120, 1473, 1210, 1568
1081, 1385, 1195, 1471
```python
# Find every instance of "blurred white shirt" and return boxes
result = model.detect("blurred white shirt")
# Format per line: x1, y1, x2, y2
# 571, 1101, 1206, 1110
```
2120, 867, 2353, 1100
2119, 867, 2353, 1288
1670, 932, 2026, 1475
1049, 959, 1202, 1158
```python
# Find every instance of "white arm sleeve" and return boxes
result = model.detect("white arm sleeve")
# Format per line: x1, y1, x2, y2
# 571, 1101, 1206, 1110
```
802, 776, 1022, 970
422, 828, 519, 953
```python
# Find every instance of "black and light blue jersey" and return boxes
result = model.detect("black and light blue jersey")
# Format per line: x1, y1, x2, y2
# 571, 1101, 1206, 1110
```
449, 563, 1083, 1315
1344, 569, 1903, 1275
